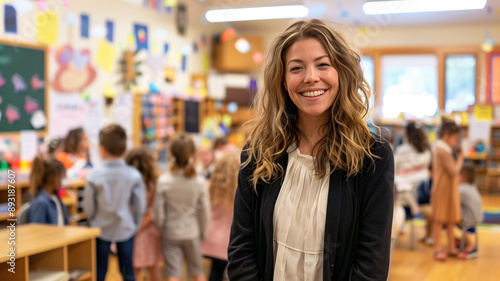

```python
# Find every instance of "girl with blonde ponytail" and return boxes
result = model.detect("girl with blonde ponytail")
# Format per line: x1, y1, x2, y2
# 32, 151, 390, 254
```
228, 19, 394, 281
28, 154, 69, 225
155, 134, 210, 281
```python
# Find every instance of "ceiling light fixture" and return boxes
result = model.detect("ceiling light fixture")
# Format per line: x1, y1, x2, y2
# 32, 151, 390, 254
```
205, 5, 309, 22
363, 0, 487, 15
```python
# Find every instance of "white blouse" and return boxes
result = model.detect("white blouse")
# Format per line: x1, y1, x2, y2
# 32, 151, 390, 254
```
273, 145, 330, 281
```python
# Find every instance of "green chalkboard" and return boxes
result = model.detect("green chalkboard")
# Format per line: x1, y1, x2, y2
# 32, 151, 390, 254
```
0, 40, 47, 133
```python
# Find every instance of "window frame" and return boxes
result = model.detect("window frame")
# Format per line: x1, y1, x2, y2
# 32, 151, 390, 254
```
361, 46, 481, 118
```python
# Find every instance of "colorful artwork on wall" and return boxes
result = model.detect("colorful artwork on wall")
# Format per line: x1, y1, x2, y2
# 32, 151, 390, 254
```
52, 45, 97, 93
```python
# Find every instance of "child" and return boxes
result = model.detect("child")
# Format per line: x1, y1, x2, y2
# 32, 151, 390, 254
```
57, 128, 90, 169
155, 134, 210, 281
197, 144, 214, 180
28, 155, 69, 225
83, 124, 146, 281
431, 119, 464, 261
202, 153, 240, 281
125, 148, 163, 281
57, 128, 91, 179
456, 163, 483, 259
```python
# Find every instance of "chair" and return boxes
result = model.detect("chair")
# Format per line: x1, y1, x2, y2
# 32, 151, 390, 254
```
17, 202, 31, 225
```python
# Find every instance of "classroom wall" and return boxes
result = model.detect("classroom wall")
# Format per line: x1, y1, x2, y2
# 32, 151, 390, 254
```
0, 0, 223, 136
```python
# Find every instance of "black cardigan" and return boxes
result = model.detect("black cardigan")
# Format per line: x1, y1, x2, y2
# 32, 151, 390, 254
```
228, 137, 394, 280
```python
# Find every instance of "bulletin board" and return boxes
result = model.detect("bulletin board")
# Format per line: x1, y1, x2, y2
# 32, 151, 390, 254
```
0, 40, 48, 133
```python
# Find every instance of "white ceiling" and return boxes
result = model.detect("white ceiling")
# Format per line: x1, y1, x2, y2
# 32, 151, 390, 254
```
194, 0, 500, 32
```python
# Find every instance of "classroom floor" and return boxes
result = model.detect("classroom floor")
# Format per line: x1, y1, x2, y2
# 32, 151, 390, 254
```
105, 194, 500, 281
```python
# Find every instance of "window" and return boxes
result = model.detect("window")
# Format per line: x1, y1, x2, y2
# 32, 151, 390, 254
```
361, 56, 375, 108
445, 55, 476, 113
381, 55, 438, 118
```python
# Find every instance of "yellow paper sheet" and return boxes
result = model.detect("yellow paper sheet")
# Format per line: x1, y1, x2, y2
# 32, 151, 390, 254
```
97, 40, 116, 73
165, 0, 178, 7
474, 105, 493, 121
202, 53, 210, 72
36, 11, 58, 45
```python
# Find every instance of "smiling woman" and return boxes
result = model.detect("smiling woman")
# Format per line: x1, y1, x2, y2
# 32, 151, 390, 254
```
228, 19, 395, 281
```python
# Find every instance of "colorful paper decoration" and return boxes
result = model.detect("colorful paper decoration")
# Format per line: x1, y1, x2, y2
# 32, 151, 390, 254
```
181, 55, 187, 71
90, 24, 106, 38
30, 74, 45, 91
96, 40, 116, 73
11, 0, 35, 15
12, 73, 26, 93
474, 105, 493, 121
5, 104, 20, 124
80, 14, 89, 38
4, 4, 17, 34
24, 96, 39, 114
106, 20, 114, 43
134, 23, 149, 50
165, 0, 177, 7
30, 109, 46, 129
36, 11, 58, 45
53, 45, 97, 93
0, 72, 5, 88
65, 12, 77, 26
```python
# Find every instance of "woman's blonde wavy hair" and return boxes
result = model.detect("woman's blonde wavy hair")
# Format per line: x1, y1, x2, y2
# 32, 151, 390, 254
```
243, 19, 377, 190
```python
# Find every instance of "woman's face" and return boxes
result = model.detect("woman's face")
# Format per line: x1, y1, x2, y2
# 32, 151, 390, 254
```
284, 38, 339, 121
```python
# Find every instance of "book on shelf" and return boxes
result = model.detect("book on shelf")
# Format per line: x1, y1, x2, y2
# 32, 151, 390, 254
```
30, 270, 70, 281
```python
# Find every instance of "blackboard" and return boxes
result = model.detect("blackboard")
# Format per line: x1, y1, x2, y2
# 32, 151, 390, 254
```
0, 40, 47, 133
185, 100, 199, 133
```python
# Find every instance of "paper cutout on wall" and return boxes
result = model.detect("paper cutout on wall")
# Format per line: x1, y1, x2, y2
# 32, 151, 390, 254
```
202, 53, 210, 72
165, 67, 175, 83
164, 43, 169, 54
165, 0, 177, 7
36, 11, 58, 45
11, 0, 35, 15
62, 0, 70, 7
37, 0, 46, 11
81, 14, 89, 38
155, 28, 168, 40
30, 110, 46, 129
104, 83, 116, 98
91, 24, 106, 38
65, 12, 77, 26
106, 20, 114, 42
5, 105, 20, 124
12, 73, 26, 93
97, 40, 116, 73
177, 3, 186, 35
53, 45, 97, 93
31, 74, 45, 91
181, 55, 187, 71
134, 24, 149, 50
0, 73, 5, 88
24, 96, 39, 114
4, 4, 17, 34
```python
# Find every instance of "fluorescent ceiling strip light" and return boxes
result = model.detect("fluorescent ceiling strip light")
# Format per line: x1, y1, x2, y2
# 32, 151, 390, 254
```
363, 0, 487, 15
205, 5, 309, 22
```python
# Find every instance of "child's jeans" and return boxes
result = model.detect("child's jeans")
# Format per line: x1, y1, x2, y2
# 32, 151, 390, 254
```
96, 236, 135, 281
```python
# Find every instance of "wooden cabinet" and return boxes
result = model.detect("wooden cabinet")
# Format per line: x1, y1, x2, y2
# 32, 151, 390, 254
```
0, 224, 100, 281
213, 36, 263, 72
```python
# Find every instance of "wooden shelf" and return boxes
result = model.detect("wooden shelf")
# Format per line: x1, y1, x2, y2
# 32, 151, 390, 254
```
464, 153, 488, 160
75, 272, 92, 281
491, 140, 500, 146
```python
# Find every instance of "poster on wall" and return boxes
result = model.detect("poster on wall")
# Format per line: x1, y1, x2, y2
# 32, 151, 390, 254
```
52, 45, 97, 93
49, 94, 87, 138
134, 23, 148, 50
4, 4, 17, 33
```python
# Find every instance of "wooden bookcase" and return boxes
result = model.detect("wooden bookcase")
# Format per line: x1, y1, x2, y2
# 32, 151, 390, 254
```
0, 224, 100, 281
